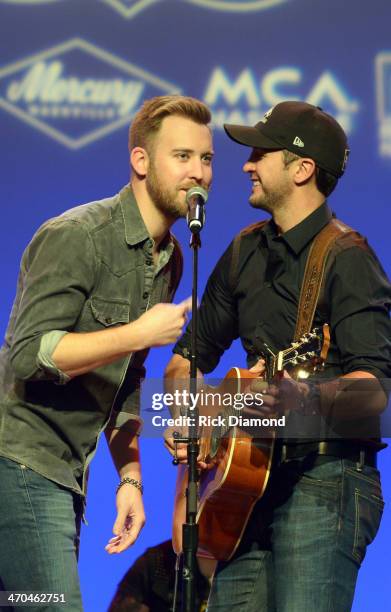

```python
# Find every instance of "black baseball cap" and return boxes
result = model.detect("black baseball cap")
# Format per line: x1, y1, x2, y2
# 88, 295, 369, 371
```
224, 101, 349, 178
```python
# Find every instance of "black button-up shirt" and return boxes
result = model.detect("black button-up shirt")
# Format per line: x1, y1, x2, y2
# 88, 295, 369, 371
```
175, 202, 391, 381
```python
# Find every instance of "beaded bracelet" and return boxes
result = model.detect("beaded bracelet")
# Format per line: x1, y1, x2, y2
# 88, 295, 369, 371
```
116, 477, 144, 495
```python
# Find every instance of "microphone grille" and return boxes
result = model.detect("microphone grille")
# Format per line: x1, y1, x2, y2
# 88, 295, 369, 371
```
186, 186, 208, 205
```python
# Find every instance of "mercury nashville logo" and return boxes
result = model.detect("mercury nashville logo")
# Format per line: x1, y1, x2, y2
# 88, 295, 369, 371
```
185, 0, 289, 11
0, 39, 179, 149
375, 52, 391, 158
203, 66, 359, 134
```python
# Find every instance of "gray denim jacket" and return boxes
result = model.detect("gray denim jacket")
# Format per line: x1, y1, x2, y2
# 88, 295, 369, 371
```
0, 185, 182, 495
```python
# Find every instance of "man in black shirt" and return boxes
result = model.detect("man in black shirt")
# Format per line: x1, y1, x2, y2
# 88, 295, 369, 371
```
164, 102, 391, 611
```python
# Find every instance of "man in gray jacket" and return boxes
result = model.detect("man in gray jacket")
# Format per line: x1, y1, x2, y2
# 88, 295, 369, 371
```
0, 95, 213, 610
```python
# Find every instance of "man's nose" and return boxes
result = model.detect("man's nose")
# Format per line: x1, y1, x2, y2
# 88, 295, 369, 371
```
243, 159, 255, 173
189, 158, 204, 182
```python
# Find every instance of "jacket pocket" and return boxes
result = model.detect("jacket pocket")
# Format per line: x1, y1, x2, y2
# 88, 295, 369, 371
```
90, 297, 130, 327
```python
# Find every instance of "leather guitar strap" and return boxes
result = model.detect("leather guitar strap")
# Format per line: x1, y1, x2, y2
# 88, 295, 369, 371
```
229, 217, 355, 341
294, 218, 354, 341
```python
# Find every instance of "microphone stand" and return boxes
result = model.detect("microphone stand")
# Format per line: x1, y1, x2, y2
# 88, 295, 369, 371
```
172, 187, 207, 612
180, 227, 202, 612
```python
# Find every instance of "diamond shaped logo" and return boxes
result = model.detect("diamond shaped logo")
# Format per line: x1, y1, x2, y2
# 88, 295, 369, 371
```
100, 0, 161, 18
0, 38, 180, 149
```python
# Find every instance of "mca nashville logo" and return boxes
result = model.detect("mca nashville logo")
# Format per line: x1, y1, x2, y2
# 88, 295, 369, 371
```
203, 66, 359, 135
0, 39, 179, 149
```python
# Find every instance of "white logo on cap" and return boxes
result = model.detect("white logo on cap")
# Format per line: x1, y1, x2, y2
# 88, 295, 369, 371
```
341, 148, 349, 172
263, 107, 274, 122
293, 136, 305, 147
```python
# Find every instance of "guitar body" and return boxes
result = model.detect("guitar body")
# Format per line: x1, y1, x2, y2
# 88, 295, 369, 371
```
172, 367, 274, 561
172, 325, 329, 561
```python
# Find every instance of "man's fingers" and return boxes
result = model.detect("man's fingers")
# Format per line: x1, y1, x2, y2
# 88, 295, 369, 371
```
249, 358, 265, 374
241, 406, 275, 418
113, 509, 128, 536
116, 520, 143, 551
178, 296, 192, 315
105, 528, 139, 553
249, 379, 269, 393
106, 515, 145, 554
164, 438, 187, 463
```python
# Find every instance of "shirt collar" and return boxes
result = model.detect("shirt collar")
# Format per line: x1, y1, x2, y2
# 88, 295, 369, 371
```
119, 184, 175, 261
261, 201, 333, 255
119, 184, 150, 246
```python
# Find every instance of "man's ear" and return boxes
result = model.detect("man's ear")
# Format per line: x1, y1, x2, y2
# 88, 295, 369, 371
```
293, 157, 316, 186
130, 147, 150, 178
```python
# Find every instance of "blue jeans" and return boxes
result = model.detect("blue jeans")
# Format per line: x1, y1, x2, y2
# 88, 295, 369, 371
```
0, 457, 83, 611
207, 457, 384, 612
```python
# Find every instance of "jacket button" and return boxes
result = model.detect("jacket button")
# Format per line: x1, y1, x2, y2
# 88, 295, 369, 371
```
143, 292, 148, 299
146, 260, 153, 266
105, 317, 112, 324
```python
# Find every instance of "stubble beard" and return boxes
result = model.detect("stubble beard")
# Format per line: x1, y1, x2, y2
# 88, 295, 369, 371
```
146, 161, 187, 221
249, 176, 292, 214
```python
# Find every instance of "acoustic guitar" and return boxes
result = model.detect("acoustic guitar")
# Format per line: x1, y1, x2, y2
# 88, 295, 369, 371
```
172, 324, 329, 561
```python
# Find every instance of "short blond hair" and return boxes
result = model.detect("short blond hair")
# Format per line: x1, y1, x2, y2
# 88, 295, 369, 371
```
129, 95, 211, 153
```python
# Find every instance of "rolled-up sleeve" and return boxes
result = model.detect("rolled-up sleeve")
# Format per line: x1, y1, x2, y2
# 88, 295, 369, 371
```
328, 245, 391, 378
106, 411, 143, 434
37, 330, 71, 384
9, 218, 96, 382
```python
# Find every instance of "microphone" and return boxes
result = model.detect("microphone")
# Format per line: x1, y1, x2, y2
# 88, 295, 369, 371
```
186, 186, 208, 233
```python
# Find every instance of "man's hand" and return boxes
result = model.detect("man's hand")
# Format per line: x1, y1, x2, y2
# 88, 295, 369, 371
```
164, 358, 269, 468
105, 483, 145, 554
164, 427, 208, 470
52, 297, 192, 379
246, 370, 310, 417
164, 427, 186, 464
133, 297, 192, 349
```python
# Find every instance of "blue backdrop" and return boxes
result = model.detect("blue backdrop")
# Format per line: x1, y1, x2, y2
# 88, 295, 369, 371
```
1, 1, 390, 610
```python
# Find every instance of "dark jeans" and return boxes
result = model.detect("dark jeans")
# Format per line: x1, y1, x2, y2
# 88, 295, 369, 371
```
0, 457, 83, 611
207, 457, 384, 612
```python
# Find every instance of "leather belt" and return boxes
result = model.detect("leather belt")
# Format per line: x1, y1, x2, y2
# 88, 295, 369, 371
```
279, 441, 377, 468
